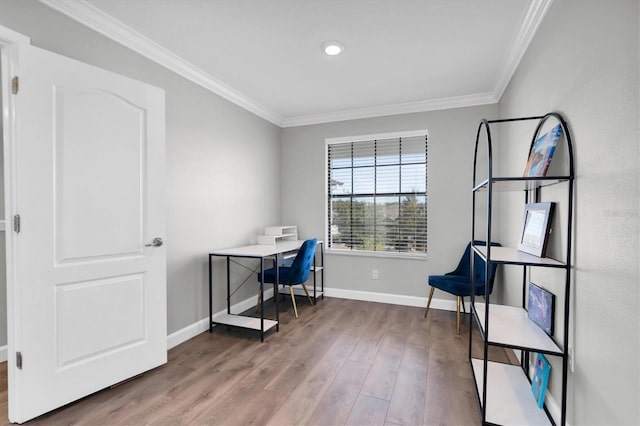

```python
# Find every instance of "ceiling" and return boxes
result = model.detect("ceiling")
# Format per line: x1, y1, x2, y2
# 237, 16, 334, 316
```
40, 0, 553, 127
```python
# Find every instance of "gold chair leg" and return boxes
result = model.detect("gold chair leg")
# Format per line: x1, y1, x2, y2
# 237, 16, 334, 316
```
255, 289, 262, 313
301, 284, 315, 306
289, 286, 299, 318
424, 287, 435, 318
456, 296, 461, 334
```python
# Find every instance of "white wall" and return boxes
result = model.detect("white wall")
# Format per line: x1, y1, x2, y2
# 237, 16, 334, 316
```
495, 1, 639, 424
281, 105, 497, 303
0, 0, 283, 337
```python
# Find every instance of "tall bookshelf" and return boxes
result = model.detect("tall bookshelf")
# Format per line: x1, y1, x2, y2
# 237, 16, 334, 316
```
469, 112, 574, 425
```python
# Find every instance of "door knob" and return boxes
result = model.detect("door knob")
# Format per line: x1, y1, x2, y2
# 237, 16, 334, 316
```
145, 237, 163, 247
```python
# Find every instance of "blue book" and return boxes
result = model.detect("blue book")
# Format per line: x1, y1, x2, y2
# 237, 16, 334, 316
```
531, 353, 551, 408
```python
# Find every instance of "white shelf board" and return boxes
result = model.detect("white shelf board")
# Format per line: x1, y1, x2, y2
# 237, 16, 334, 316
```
475, 303, 562, 354
471, 359, 551, 425
264, 225, 297, 236
474, 245, 565, 267
257, 233, 298, 245
212, 313, 278, 332
473, 176, 570, 192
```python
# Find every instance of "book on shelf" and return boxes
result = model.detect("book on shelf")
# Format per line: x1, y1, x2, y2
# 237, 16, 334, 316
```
531, 353, 551, 408
528, 282, 555, 336
523, 123, 563, 177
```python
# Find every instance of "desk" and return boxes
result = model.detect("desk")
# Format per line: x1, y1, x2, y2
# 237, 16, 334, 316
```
209, 240, 324, 342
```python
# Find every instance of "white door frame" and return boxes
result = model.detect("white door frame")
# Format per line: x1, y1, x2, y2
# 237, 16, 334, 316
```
0, 25, 30, 422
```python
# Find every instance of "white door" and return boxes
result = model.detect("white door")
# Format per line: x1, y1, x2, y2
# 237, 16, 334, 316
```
6, 44, 166, 423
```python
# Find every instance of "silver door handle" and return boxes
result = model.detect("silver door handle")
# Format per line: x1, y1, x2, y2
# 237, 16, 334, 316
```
145, 237, 163, 247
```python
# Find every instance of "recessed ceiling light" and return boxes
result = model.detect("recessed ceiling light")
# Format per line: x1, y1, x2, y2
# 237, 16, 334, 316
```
322, 41, 344, 56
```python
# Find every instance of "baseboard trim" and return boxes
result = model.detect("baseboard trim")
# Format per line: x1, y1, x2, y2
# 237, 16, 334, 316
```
166, 288, 274, 350
323, 287, 468, 313
545, 390, 562, 426
0, 345, 6, 363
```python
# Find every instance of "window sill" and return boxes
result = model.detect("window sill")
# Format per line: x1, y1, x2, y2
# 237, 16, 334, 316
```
326, 249, 427, 260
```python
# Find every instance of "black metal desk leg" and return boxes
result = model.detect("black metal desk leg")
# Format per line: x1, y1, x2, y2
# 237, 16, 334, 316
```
209, 254, 213, 333
260, 257, 265, 342
321, 242, 324, 300
275, 254, 279, 331
226, 256, 231, 314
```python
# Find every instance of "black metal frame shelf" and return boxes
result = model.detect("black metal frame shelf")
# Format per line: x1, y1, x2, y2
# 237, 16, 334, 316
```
469, 112, 574, 426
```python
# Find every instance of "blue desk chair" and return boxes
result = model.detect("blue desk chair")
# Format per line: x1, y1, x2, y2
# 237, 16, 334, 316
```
257, 238, 317, 318
424, 241, 501, 334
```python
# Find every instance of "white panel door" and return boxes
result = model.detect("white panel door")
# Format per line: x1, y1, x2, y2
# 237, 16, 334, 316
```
7, 45, 166, 423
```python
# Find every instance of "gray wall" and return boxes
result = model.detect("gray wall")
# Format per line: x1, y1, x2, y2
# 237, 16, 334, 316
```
494, 1, 639, 424
281, 105, 497, 302
0, 0, 283, 337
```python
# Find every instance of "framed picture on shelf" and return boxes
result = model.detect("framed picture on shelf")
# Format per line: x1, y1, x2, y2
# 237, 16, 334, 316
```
528, 282, 555, 336
531, 353, 551, 408
523, 123, 563, 177
517, 202, 555, 257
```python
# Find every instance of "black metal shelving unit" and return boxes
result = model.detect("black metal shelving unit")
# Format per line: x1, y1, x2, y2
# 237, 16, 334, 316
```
469, 112, 574, 425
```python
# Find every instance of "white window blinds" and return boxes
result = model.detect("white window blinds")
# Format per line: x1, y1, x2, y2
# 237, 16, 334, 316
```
327, 133, 428, 254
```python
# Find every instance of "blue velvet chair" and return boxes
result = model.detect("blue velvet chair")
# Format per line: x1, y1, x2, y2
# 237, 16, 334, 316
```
424, 241, 501, 334
257, 238, 318, 318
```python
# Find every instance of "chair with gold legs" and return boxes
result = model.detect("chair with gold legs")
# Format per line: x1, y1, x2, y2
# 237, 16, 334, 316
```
424, 241, 500, 334
257, 238, 317, 318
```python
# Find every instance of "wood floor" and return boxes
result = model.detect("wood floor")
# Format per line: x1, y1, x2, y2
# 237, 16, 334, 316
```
0, 296, 514, 425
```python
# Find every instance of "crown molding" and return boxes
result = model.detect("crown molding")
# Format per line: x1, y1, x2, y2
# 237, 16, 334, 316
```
38, 0, 284, 127
0, 25, 31, 45
38, 0, 551, 129
281, 92, 498, 128
492, 0, 554, 99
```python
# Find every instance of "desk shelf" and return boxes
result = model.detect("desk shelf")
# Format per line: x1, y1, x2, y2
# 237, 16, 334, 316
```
258, 225, 298, 245
212, 313, 278, 332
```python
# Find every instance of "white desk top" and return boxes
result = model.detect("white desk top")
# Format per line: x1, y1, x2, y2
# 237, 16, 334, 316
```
210, 240, 305, 257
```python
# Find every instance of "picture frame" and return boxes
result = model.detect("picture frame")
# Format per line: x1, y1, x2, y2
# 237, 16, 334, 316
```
517, 202, 555, 257
527, 282, 555, 336
523, 123, 563, 177
531, 353, 551, 408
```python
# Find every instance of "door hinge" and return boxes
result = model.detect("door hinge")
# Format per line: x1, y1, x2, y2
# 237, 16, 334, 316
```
11, 76, 19, 95
16, 352, 22, 369
13, 214, 20, 233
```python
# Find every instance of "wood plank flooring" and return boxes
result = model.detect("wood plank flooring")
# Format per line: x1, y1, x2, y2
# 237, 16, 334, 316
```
0, 297, 514, 425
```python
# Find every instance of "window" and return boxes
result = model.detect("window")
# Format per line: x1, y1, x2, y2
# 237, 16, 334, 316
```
326, 130, 428, 255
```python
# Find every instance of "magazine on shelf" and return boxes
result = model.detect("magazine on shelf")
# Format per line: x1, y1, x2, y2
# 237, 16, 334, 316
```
523, 123, 563, 177
531, 353, 551, 408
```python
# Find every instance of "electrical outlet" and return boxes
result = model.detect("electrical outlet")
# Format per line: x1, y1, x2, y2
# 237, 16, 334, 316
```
372, 269, 378, 279
569, 346, 575, 372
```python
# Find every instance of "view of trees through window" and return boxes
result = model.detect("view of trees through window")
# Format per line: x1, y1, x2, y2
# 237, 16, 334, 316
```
327, 134, 428, 254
